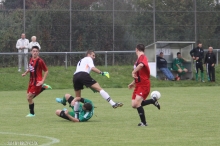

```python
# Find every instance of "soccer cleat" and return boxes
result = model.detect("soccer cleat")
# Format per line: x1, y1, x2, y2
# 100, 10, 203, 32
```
42, 83, 52, 89
56, 98, 66, 106
152, 96, 160, 110
112, 102, 123, 109
201, 80, 205, 83
18, 69, 21, 72
138, 122, 147, 126
26, 114, 35, 117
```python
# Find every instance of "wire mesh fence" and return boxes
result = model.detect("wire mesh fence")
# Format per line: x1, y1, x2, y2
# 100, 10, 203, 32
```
1, 0, 220, 66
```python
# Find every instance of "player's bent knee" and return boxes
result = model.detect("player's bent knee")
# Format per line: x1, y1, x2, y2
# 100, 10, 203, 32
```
56, 110, 61, 116
59, 110, 70, 120
131, 103, 139, 108
65, 94, 71, 99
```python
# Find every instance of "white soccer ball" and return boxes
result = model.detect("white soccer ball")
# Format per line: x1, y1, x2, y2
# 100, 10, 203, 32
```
151, 91, 161, 100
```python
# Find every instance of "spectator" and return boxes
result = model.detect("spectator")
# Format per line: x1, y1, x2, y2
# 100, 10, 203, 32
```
16, 33, 29, 72
190, 42, 205, 82
172, 52, 188, 80
28, 36, 41, 50
157, 52, 175, 81
204, 46, 216, 82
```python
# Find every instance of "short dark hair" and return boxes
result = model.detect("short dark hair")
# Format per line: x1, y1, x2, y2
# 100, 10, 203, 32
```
177, 52, 181, 55
197, 41, 202, 45
136, 44, 145, 52
83, 103, 92, 111
86, 50, 94, 56
160, 52, 163, 54
32, 46, 39, 50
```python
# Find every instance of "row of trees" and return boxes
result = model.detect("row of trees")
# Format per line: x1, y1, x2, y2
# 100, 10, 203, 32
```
0, 0, 220, 66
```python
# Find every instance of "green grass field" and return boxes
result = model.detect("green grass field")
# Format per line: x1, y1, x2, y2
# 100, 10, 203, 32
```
0, 87, 220, 146
0, 66, 220, 91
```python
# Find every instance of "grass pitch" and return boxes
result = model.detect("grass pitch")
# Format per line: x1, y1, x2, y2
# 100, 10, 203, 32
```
0, 87, 220, 146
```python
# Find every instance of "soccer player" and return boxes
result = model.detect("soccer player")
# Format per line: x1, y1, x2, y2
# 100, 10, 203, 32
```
128, 44, 160, 127
55, 94, 94, 122
190, 42, 205, 82
204, 46, 216, 82
172, 52, 188, 80
71, 50, 123, 109
22, 46, 50, 117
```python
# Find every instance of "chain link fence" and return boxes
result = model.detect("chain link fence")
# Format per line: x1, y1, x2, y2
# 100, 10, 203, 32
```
0, 0, 220, 66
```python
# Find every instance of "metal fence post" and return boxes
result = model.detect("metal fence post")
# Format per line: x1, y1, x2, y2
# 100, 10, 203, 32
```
105, 51, 107, 68
217, 49, 218, 66
65, 52, 67, 69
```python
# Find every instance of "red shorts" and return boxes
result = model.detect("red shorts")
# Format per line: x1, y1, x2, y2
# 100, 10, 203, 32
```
132, 85, 150, 100
27, 84, 42, 96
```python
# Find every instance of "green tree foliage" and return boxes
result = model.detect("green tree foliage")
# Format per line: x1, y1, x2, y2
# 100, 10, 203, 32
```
1, 0, 220, 66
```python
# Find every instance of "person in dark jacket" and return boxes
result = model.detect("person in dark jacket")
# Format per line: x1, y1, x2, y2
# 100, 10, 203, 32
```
190, 42, 205, 82
204, 46, 216, 82
157, 52, 174, 81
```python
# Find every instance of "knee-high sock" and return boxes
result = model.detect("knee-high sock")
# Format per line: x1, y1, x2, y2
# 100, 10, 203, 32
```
29, 103, 34, 115
100, 90, 115, 106
141, 99, 154, 106
137, 106, 146, 124
74, 102, 80, 119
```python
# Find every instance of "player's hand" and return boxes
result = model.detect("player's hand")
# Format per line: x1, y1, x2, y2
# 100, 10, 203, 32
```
192, 56, 195, 60
128, 83, 135, 89
212, 63, 215, 67
71, 100, 76, 107
100, 72, 110, 78
132, 71, 137, 79
195, 57, 199, 60
22, 73, 26, 77
36, 81, 43, 86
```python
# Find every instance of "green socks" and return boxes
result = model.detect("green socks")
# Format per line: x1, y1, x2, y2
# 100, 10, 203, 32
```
201, 72, 204, 81
195, 73, 198, 81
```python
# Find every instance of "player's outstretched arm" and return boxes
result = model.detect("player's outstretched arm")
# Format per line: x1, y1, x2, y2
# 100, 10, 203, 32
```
91, 67, 110, 78
128, 80, 135, 89
91, 67, 102, 74
71, 97, 81, 106
22, 70, 30, 77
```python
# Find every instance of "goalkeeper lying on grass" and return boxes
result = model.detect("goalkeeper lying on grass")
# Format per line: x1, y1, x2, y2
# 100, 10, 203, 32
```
56, 94, 94, 122
72, 50, 123, 109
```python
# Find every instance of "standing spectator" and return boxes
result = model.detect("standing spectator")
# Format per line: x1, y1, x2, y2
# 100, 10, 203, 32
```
157, 52, 175, 81
204, 46, 216, 82
190, 42, 205, 82
128, 44, 160, 127
16, 33, 29, 72
28, 36, 41, 50
172, 52, 188, 80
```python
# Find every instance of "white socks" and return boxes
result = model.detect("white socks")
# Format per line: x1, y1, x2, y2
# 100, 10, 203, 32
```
74, 102, 80, 119
100, 90, 115, 106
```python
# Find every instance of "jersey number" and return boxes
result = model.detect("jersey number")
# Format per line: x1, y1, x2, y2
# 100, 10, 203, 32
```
78, 60, 82, 66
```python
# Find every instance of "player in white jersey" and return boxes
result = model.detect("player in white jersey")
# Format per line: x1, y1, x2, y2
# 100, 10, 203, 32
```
72, 50, 123, 109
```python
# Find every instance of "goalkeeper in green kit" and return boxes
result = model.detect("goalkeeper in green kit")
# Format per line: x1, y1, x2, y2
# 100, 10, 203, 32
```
72, 50, 123, 109
56, 94, 94, 122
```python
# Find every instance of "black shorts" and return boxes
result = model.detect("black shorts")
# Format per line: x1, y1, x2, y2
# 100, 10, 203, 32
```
73, 72, 97, 91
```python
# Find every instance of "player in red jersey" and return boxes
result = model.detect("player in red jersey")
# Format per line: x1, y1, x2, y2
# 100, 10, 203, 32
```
22, 46, 49, 117
128, 44, 160, 126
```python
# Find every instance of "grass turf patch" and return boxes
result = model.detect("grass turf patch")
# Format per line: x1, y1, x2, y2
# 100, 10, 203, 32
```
0, 87, 220, 146
0, 65, 220, 91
